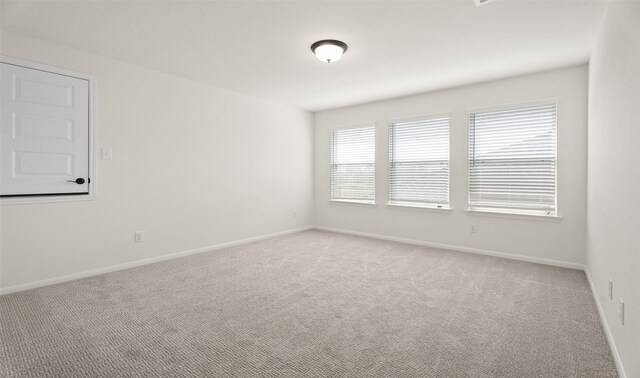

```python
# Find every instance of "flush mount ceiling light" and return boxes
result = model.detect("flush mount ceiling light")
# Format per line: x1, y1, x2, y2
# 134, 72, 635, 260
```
310, 40, 348, 63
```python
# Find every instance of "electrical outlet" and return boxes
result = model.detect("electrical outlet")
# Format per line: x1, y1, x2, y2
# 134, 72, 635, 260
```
619, 299, 625, 325
292, 210, 297, 218
134, 231, 145, 243
470, 225, 477, 233
609, 279, 613, 300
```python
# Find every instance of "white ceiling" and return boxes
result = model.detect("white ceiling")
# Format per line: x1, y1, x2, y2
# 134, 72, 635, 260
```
1, 1, 607, 112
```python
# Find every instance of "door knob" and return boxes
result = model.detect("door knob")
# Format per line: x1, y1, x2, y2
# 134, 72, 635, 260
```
67, 178, 86, 184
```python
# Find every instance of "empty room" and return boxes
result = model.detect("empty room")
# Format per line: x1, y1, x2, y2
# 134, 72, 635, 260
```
0, 0, 638, 377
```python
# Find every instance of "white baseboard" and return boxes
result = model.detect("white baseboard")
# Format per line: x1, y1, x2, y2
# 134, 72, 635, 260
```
0, 223, 624, 376
315, 225, 628, 375
584, 269, 626, 378
313, 225, 585, 270
0, 224, 582, 295
0, 226, 314, 296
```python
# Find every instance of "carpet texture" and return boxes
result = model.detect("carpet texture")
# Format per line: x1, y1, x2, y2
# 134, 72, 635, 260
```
0, 230, 617, 377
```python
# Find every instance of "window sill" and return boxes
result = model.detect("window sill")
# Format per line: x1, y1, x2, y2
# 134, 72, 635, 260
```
329, 199, 376, 206
386, 202, 452, 213
464, 208, 562, 222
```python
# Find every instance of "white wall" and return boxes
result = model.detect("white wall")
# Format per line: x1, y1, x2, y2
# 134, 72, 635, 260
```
587, 1, 640, 377
315, 66, 588, 266
0, 32, 314, 290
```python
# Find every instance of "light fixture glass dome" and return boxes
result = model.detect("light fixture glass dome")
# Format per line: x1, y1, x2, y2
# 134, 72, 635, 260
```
311, 40, 348, 63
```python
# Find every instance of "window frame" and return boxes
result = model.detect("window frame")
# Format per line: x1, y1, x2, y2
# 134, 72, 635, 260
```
0, 55, 97, 206
329, 123, 377, 205
387, 113, 451, 210
466, 99, 560, 218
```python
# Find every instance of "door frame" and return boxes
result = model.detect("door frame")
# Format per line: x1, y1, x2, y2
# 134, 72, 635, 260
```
1, 55, 97, 205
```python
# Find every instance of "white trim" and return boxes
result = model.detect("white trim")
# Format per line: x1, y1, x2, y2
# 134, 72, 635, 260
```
314, 225, 584, 270
1, 55, 95, 81
330, 121, 377, 131
328, 199, 376, 206
584, 269, 626, 378
0, 195, 97, 206
467, 97, 559, 115
0, 226, 313, 295
1, 223, 622, 377
386, 202, 452, 213
0, 55, 98, 205
464, 208, 562, 222
386, 111, 452, 126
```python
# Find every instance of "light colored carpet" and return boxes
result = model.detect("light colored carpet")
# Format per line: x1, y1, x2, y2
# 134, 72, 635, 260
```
0, 230, 617, 377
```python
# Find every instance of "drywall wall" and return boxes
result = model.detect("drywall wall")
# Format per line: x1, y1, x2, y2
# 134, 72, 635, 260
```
0, 32, 313, 290
587, 1, 640, 376
315, 65, 588, 266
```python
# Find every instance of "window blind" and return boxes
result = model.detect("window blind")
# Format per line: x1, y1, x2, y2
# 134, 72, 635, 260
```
468, 103, 557, 214
331, 125, 375, 203
389, 116, 450, 206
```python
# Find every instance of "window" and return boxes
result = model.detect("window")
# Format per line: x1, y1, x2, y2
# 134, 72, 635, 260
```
330, 125, 375, 204
389, 116, 450, 208
468, 102, 557, 215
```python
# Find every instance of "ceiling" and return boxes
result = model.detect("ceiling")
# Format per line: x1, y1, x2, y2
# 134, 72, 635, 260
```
0, 1, 607, 112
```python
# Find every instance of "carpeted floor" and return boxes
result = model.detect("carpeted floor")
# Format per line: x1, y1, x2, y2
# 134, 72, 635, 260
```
0, 230, 617, 377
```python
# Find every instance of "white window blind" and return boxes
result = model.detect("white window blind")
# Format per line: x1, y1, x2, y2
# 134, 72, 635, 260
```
389, 116, 450, 207
468, 103, 557, 215
331, 125, 375, 203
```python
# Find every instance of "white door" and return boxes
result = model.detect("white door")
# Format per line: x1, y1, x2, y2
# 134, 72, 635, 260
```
1, 62, 90, 196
